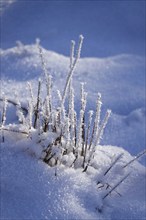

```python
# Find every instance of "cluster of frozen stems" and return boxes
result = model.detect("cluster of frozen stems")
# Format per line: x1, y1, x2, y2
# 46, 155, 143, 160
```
0, 35, 112, 171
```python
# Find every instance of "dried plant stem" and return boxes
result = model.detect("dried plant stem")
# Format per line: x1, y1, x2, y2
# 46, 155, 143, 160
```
102, 173, 130, 200
1, 97, 8, 142
78, 83, 87, 157
0, 98, 28, 113
70, 40, 75, 69
0, 127, 28, 135
61, 35, 84, 108
88, 93, 102, 150
83, 110, 93, 168
123, 149, 146, 168
27, 82, 35, 109
104, 153, 124, 176
34, 79, 41, 128
83, 109, 111, 172
94, 109, 111, 147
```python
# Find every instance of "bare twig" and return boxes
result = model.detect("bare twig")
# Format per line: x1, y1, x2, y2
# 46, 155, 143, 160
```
102, 173, 130, 200
33, 79, 41, 128
0, 127, 28, 135
104, 153, 124, 176
0, 98, 28, 114
123, 149, 146, 169
61, 35, 84, 108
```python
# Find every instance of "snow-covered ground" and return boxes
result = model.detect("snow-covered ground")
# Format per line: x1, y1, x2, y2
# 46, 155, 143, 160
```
0, 1, 146, 220
1, 133, 146, 220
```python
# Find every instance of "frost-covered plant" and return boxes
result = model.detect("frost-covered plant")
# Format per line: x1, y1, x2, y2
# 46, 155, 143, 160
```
0, 95, 8, 142
0, 35, 112, 171
0, 35, 146, 213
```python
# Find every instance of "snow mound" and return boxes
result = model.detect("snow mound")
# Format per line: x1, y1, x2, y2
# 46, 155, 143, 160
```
1, 141, 146, 220
1, 44, 145, 115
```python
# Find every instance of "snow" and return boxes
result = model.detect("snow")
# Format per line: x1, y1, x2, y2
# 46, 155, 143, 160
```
0, 1, 146, 220
1, 139, 146, 220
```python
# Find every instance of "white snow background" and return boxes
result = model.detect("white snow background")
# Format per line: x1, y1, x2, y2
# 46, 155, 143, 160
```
0, 1, 146, 220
